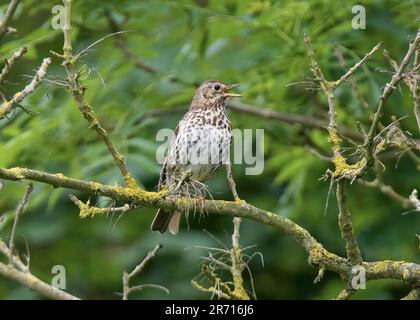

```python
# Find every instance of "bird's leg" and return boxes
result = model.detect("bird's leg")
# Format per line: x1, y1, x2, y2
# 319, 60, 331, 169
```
174, 169, 193, 193
226, 162, 244, 203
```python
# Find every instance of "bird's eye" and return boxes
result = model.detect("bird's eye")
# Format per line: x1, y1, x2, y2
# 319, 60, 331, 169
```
213, 84, 221, 91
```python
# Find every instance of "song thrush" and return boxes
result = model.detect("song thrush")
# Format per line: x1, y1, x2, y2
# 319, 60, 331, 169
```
151, 80, 241, 235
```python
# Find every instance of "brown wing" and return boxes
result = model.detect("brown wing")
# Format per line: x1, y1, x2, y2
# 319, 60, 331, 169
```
158, 123, 180, 191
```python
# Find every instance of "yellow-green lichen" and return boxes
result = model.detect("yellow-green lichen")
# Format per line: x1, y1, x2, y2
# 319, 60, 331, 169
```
7, 167, 27, 179
123, 173, 138, 189
332, 156, 366, 178
55, 173, 66, 181
327, 128, 342, 152
90, 182, 103, 193
78, 199, 107, 218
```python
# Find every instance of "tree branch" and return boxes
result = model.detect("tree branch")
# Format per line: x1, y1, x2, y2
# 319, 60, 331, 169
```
230, 217, 249, 300
0, 46, 27, 84
304, 34, 364, 267
228, 102, 362, 141
365, 29, 420, 163
0, 259, 79, 300
0, 183, 80, 300
0, 0, 20, 41
0, 166, 419, 287
334, 42, 382, 88
337, 181, 363, 264
360, 178, 413, 209
8, 183, 33, 264
122, 244, 167, 300
401, 288, 420, 300
0, 57, 51, 119
58, 0, 138, 188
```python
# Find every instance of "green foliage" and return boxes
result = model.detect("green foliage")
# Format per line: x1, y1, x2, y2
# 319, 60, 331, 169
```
0, 0, 419, 299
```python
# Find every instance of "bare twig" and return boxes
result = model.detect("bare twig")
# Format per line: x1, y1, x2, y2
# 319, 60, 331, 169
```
334, 44, 372, 116
0, 57, 51, 119
122, 244, 166, 300
229, 102, 362, 141
365, 29, 420, 162
105, 10, 158, 74
334, 42, 382, 88
360, 179, 413, 209
0, 46, 27, 84
8, 183, 33, 265
0, 0, 20, 41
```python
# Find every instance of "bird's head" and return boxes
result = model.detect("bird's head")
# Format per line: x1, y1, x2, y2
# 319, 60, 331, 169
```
190, 80, 241, 109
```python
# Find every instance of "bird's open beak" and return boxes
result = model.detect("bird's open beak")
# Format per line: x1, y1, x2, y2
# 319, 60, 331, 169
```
223, 84, 241, 97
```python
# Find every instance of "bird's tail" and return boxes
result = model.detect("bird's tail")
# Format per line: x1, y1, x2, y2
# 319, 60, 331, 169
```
151, 209, 181, 235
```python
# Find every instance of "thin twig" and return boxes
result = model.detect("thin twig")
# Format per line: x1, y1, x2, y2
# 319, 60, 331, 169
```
365, 29, 420, 162
0, 239, 26, 271
122, 244, 165, 300
360, 179, 412, 208
333, 44, 372, 116
0, 46, 27, 84
105, 10, 158, 74
0, 0, 20, 41
60, 0, 138, 188
0, 57, 51, 119
9, 183, 33, 265
334, 42, 382, 88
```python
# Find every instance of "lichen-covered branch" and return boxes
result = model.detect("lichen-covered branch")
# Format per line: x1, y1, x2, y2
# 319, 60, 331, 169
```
59, 0, 138, 188
304, 34, 364, 267
0, 57, 51, 119
336, 181, 363, 264
230, 217, 250, 300
1, 166, 419, 289
401, 288, 420, 300
69, 194, 133, 218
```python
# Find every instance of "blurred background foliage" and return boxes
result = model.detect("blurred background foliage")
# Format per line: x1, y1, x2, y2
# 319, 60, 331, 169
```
0, 0, 419, 299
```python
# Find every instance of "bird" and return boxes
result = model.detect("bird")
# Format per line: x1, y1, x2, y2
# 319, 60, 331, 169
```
151, 80, 242, 235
